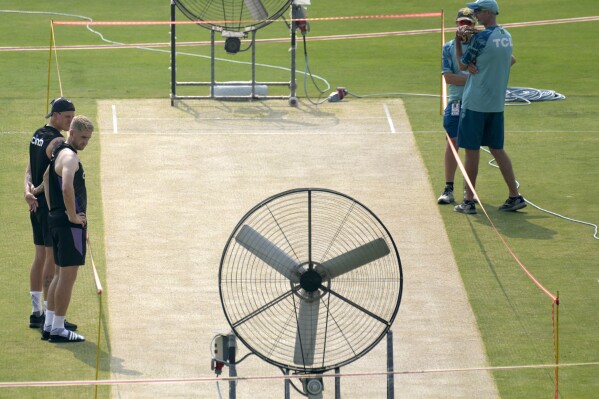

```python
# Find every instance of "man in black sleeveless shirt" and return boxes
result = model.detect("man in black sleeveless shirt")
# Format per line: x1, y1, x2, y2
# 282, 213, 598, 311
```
42, 115, 94, 343
24, 97, 76, 330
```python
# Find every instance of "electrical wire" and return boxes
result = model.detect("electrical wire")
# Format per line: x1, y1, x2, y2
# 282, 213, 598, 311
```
347, 91, 439, 99
300, 34, 331, 105
278, 368, 308, 397
481, 147, 598, 240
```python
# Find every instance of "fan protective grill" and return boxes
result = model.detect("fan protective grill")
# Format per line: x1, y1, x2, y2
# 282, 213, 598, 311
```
219, 188, 403, 372
174, 0, 292, 32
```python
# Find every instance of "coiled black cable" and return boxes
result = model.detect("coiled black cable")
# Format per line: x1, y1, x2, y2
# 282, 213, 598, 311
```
505, 87, 566, 105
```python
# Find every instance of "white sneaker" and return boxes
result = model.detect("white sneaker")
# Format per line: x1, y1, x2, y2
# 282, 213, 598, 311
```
438, 186, 455, 204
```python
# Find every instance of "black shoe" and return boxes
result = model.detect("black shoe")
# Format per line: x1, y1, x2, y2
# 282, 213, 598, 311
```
454, 199, 477, 214
498, 195, 527, 212
29, 312, 45, 329
41, 329, 51, 341
49, 330, 85, 343
64, 319, 78, 331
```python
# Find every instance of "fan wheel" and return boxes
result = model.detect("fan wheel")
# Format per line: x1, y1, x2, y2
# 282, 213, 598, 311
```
219, 188, 403, 373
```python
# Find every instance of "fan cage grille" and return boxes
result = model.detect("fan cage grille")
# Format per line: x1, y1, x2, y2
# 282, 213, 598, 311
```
174, 0, 292, 32
219, 188, 403, 372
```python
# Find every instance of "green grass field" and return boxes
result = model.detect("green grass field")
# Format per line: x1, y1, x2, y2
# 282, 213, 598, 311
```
1, 0, 598, 397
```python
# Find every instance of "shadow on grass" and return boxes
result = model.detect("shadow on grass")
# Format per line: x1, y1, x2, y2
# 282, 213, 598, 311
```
471, 205, 557, 240
463, 215, 557, 385
50, 340, 142, 377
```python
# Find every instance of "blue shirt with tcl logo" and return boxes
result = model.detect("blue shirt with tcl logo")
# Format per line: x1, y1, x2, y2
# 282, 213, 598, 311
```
461, 26, 513, 112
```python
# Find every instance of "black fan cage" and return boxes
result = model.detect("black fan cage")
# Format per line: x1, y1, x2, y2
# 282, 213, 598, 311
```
174, 0, 292, 32
219, 188, 403, 373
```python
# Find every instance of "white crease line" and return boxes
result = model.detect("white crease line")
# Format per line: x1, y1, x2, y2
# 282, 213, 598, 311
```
98, 131, 398, 136
111, 104, 118, 134
383, 103, 396, 133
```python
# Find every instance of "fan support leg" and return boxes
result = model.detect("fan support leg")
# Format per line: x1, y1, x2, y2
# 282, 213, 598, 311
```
387, 330, 395, 399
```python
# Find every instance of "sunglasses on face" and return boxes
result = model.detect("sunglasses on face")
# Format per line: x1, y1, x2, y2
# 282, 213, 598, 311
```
458, 20, 475, 26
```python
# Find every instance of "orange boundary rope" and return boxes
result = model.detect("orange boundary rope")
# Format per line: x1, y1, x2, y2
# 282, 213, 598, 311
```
51, 12, 442, 26
445, 135, 560, 395
2, 360, 597, 388
446, 136, 556, 301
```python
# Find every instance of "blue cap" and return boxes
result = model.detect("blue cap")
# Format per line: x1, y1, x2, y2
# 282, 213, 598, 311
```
466, 0, 499, 15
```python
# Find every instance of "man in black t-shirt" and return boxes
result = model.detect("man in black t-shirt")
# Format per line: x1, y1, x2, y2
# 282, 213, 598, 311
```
43, 115, 94, 343
24, 97, 76, 330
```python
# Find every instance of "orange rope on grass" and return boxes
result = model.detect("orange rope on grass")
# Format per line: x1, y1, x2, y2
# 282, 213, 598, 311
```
446, 134, 557, 300
446, 134, 560, 397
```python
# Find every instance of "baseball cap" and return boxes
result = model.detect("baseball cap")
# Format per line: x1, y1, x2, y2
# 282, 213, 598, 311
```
45, 97, 76, 118
466, 0, 499, 15
456, 8, 476, 23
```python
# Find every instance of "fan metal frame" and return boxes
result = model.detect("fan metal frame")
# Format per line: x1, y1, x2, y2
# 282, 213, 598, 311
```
219, 188, 403, 373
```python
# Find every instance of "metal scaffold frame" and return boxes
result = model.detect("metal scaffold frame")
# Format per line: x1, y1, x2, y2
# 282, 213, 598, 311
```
169, 1, 299, 106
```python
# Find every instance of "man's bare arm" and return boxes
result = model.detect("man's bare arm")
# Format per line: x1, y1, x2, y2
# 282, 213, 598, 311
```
58, 151, 86, 226
443, 72, 468, 86
43, 166, 51, 209
24, 162, 38, 212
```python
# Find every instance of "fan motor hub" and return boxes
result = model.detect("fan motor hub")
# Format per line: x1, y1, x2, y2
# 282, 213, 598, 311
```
299, 268, 322, 292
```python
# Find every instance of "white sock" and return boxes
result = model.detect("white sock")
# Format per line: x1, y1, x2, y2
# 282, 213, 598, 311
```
44, 310, 55, 331
30, 291, 43, 314
44, 300, 48, 313
51, 315, 66, 335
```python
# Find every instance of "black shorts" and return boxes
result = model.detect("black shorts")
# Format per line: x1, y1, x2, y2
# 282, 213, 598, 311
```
30, 206, 52, 247
49, 212, 86, 267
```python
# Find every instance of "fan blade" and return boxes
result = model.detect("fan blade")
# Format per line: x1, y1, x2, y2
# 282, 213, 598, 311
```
293, 298, 320, 366
235, 225, 300, 283
243, 0, 268, 21
321, 238, 390, 279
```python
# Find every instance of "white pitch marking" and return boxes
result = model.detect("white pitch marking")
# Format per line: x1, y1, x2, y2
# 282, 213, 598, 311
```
383, 103, 396, 133
112, 104, 118, 134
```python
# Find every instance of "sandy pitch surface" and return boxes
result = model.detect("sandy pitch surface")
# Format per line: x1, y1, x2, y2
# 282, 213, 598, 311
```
98, 98, 499, 398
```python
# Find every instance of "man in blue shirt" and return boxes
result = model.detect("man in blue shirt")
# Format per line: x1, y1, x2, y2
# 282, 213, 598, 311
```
438, 8, 477, 205
453, 0, 526, 214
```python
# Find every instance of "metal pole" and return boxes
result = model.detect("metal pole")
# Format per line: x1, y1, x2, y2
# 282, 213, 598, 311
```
229, 335, 237, 399
210, 29, 216, 98
170, 0, 176, 106
251, 30, 256, 98
284, 368, 290, 399
387, 330, 394, 399
335, 367, 340, 399
289, 7, 297, 103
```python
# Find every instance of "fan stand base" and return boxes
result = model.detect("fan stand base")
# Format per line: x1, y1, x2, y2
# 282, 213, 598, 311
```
281, 330, 395, 399
169, 2, 298, 106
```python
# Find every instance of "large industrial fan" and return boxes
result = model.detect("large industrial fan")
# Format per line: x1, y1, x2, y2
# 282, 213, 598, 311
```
170, 0, 306, 104
219, 188, 403, 397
